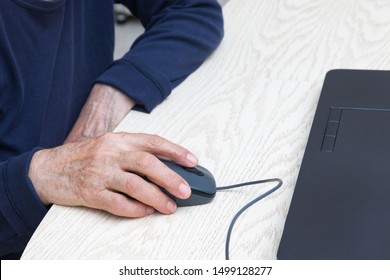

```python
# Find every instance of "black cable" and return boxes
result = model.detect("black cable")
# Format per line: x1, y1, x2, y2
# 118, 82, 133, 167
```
216, 178, 283, 260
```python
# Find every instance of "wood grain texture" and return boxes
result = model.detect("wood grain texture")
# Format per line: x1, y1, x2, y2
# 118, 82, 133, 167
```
22, 0, 390, 259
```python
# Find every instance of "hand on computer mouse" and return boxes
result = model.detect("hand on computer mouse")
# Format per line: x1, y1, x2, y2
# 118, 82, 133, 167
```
29, 133, 198, 217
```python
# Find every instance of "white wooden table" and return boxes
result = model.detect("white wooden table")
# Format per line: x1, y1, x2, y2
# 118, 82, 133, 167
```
22, 0, 390, 259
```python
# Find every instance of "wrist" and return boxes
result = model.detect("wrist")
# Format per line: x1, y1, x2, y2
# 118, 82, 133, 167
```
28, 149, 51, 206
65, 84, 135, 143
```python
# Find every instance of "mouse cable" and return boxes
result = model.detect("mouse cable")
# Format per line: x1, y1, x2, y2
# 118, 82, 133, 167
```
216, 178, 283, 260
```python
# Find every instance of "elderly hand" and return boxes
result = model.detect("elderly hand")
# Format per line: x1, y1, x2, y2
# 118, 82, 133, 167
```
29, 133, 198, 217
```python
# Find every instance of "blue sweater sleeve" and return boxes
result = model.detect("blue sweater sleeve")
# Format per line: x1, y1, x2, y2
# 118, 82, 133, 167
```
96, 0, 224, 112
0, 149, 48, 258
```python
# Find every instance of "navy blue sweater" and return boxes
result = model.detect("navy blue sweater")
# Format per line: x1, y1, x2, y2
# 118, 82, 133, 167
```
0, 0, 223, 258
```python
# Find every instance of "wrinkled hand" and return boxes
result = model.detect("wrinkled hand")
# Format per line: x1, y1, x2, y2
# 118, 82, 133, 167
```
29, 133, 198, 217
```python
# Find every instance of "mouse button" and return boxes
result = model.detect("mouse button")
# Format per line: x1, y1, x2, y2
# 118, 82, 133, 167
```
190, 178, 217, 195
182, 166, 204, 176
195, 165, 215, 178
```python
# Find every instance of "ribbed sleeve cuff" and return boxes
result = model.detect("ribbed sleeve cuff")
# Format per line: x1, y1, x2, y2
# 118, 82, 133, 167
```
95, 56, 172, 113
0, 148, 48, 236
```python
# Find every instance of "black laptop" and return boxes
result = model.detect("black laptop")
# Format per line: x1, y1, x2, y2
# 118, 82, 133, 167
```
277, 69, 390, 260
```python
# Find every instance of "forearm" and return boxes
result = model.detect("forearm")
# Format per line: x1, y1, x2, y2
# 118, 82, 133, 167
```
97, 0, 224, 112
66, 84, 135, 143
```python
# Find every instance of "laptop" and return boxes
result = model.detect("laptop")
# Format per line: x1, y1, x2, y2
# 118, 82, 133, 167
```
277, 69, 390, 260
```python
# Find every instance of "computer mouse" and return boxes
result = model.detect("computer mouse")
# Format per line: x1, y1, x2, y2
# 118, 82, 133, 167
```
159, 160, 216, 207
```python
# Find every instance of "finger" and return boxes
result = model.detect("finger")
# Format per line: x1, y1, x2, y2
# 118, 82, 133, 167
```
119, 151, 192, 200
115, 172, 178, 215
96, 190, 155, 218
123, 133, 198, 167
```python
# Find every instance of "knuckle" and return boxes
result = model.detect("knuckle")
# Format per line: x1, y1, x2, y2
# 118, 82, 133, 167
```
132, 205, 148, 217
98, 132, 120, 147
134, 152, 155, 170
108, 196, 146, 218
174, 148, 188, 160
123, 175, 140, 195
144, 134, 164, 149
106, 196, 125, 215
163, 172, 181, 188
90, 136, 120, 164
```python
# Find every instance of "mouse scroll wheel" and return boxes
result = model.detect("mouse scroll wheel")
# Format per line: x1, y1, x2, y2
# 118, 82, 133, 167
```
183, 166, 204, 176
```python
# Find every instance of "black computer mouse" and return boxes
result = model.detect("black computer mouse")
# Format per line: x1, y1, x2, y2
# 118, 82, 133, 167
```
159, 160, 216, 207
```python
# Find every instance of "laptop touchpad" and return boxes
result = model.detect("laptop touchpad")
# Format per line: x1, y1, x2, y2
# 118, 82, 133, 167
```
336, 109, 390, 154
